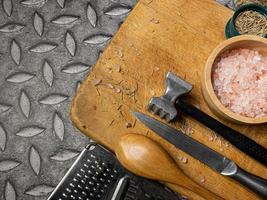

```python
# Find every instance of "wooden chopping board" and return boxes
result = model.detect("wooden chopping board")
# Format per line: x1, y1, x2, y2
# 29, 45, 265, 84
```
70, 0, 267, 199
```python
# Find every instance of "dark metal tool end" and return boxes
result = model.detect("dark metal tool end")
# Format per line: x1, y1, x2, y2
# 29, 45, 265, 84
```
148, 72, 193, 121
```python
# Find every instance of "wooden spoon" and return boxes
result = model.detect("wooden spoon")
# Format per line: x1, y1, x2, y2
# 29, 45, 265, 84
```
115, 133, 222, 200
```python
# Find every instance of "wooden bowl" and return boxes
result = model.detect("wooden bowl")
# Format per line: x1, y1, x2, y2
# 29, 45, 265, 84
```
202, 35, 267, 124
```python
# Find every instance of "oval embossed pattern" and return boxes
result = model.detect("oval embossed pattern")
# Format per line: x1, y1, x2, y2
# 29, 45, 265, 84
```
0, 0, 135, 199
61, 62, 90, 74
50, 149, 79, 161
29, 42, 57, 53
25, 184, 54, 196
53, 112, 65, 141
6, 72, 35, 83
29, 146, 41, 175
51, 15, 80, 25
10, 39, 22, 65
42, 59, 54, 86
56, 0, 65, 8
87, 3, 97, 27
64, 31, 76, 57
0, 160, 21, 172
20, 0, 47, 7
39, 94, 68, 105
83, 34, 112, 45
0, 123, 7, 151
19, 90, 31, 118
4, 181, 16, 200
15, 126, 45, 137
33, 11, 44, 36
0, 23, 25, 33
0, 103, 12, 113
2, 0, 13, 17
104, 5, 131, 16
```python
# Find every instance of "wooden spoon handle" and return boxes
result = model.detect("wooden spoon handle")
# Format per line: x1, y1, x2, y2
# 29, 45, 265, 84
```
115, 133, 222, 200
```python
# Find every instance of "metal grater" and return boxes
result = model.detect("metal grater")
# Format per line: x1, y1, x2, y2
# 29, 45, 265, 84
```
47, 143, 185, 200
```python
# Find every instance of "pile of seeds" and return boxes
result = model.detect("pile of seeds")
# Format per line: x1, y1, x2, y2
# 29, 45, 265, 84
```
235, 0, 267, 8
235, 10, 267, 36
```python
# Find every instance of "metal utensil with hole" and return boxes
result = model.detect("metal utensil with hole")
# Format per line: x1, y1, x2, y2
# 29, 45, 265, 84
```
148, 72, 267, 166
47, 143, 183, 200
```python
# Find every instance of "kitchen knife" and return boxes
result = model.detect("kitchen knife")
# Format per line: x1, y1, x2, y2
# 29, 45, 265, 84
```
133, 111, 267, 198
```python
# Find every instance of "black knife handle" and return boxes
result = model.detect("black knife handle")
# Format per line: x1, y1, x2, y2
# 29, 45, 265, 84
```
222, 161, 267, 198
233, 167, 267, 198
176, 98, 267, 166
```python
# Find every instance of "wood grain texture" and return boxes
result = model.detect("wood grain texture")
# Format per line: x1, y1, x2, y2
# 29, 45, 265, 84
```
116, 134, 222, 200
70, 0, 267, 199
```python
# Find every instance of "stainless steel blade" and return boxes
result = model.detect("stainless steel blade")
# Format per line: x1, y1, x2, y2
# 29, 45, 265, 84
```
133, 111, 232, 174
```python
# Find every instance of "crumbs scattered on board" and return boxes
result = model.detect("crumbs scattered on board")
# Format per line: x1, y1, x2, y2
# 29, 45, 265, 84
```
92, 78, 102, 96
150, 18, 160, 24
114, 64, 121, 72
180, 119, 194, 136
92, 79, 102, 86
116, 47, 124, 58
151, 67, 160, 76
125, 122, 132, 128
200, 177, 206, 184
176, 155, 188, 164
207, 131, 231, 153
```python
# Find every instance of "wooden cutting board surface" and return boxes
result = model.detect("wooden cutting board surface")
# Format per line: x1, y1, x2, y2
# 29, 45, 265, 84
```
71, 0, 267, 199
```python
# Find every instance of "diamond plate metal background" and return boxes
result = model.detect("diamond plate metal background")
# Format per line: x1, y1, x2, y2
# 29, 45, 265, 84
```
0, 0, 230, 199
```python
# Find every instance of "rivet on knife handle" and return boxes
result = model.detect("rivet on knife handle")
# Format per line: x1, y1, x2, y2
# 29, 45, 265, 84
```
148, 72, 267, 166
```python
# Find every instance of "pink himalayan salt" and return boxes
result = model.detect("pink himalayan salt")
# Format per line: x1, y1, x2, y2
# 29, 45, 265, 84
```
212, 49, 267, 118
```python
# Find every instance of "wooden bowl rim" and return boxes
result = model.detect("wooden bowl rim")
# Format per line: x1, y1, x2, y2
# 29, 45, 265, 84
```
204, 35, 267, 124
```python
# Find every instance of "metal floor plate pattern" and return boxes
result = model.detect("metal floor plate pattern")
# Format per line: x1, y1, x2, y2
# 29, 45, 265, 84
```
0, 0, 229, 199
0, 0, 136, 199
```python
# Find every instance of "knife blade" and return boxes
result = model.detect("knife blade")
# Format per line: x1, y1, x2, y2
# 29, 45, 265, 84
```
133, 111, 267, 198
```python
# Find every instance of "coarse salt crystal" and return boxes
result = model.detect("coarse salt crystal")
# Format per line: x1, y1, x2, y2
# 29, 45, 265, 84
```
213, 49, 267, 118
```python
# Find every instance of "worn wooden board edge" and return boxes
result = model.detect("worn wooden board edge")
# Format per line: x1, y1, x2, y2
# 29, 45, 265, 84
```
70, 0, 267, 199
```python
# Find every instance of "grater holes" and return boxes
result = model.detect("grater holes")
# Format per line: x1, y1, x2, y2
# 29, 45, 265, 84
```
80, 168, 85, 173
90, 154, 96, 159
70, 183, 75, 188
82, 191, 87, 196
